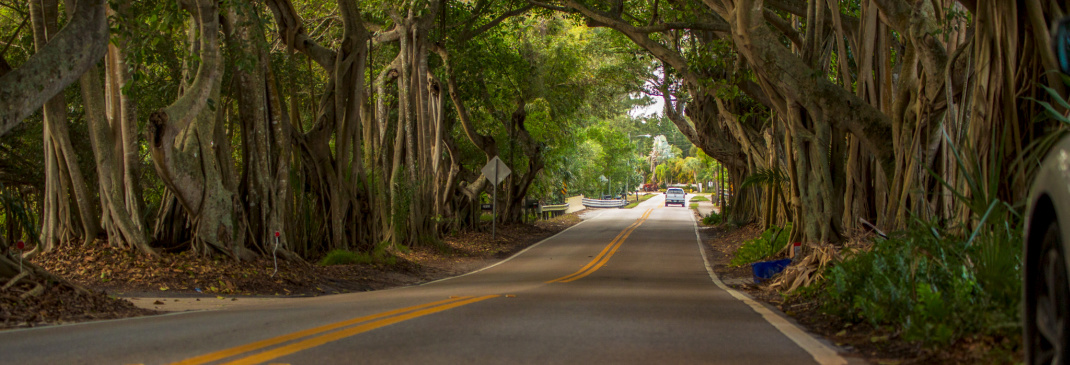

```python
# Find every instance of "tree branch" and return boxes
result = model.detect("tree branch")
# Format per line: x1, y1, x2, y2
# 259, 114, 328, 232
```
457, 4, 534, 43
432, 44, 498, 158
263, 0, 337, 70
0, 0, 107, 137
732, 0, 894, 173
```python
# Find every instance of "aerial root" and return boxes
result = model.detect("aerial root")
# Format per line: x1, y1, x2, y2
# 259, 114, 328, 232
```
1, 271, 29, 290
19, 283, 44, 299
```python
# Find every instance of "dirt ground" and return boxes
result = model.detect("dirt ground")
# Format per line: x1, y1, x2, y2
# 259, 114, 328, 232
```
697, 219, 1022, 364
1, 213, 581, 329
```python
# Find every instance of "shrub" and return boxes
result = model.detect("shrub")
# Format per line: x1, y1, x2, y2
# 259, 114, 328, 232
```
319, 250, 370, 266
702, 212, 722, 225
729, 223, 792, 267
819, 219, 1021, 344
319, 242, 400, 266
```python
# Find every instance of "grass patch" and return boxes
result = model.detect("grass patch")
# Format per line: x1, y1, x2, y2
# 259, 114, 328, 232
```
689, 203, 698, 210
479, 213, 494, 222
689, 195, 709, 202
729, 223, 791, 267
319, 243, 399, 266
623, 194, 655, 208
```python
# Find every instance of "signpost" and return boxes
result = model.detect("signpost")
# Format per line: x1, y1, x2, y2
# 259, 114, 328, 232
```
15, 241, 25, 273
481, 156, 511, 240
271, 231, 280, 277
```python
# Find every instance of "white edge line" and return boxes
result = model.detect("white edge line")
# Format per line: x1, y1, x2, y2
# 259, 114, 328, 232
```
420, 214, 595, 286
690, 217, 847, 365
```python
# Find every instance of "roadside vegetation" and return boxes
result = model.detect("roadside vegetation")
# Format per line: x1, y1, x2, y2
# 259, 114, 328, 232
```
728, 224, 792, 267
320, 244, 400, 267
702, 212, 722, 226
623, 194, 655, 209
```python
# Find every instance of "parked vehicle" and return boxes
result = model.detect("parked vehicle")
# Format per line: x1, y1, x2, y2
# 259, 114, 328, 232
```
1024, 16, 1070, 364
664, 187, 686, 207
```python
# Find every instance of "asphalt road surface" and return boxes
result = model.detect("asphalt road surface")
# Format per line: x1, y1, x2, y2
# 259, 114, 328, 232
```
0, 195, 854, 365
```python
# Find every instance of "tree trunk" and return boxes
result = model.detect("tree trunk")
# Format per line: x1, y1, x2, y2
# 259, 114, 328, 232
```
224, 1, 293, 257
147, 0, 252, 260
31, 0, 100, 254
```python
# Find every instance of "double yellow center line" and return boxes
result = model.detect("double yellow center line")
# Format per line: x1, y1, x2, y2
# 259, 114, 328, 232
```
172, 295, 498, 365
546, 208, 654, 283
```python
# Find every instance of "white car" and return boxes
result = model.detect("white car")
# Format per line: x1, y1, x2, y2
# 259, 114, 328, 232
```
664, 188, 686, 207
1024, 135, 1070, 364
1024, 17, 1070, 364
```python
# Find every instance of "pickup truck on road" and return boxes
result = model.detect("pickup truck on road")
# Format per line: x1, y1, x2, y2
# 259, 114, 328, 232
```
665, 188, 686, 207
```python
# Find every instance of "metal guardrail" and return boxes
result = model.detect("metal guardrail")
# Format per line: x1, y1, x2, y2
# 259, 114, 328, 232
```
581, 198, 627, 209
540, 204, 568, 212
538, 203, 569, 219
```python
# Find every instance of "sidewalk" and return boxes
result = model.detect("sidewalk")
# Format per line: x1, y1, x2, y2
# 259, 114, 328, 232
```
690, 194, 719, 217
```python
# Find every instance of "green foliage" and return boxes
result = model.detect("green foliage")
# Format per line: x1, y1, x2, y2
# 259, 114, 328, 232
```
816, 122, 1023, 345
739, 167, 788, 191
319, 250, 365, 266
702, 211, 722, 225
319, 241, 400, 266
0, 183, 39, 246
821, 221, 1021, 344
730, 223, 792, 267
623, 193, 654, 208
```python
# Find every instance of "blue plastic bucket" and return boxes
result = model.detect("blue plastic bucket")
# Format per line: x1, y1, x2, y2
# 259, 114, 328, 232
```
751, 258, 792, 284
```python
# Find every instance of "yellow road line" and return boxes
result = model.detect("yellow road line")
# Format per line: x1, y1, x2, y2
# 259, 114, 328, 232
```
546, 208, 653, 283
546, 218, 640, 283
171, 297, 471, 365
561, 209, 652, 283
221, 295, 500, 365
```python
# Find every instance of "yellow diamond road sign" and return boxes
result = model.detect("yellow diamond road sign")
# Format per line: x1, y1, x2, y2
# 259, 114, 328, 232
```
482, 156, 511, 186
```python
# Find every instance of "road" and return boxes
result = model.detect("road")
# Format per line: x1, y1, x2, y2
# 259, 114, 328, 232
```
0, 195, 851, 365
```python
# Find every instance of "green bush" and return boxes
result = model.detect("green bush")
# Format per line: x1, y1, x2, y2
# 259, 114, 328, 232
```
819, 219, 1021, 344
702, 212, 722, 225
810, 123, 1024, 346
730, 223, 791, 267
319, 243, 399, 266
479, 213, 494, 222
319, 250, 370, 266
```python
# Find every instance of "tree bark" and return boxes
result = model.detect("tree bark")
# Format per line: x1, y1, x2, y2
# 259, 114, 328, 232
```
147, 0, 251, 259
0, 0, 108, 136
